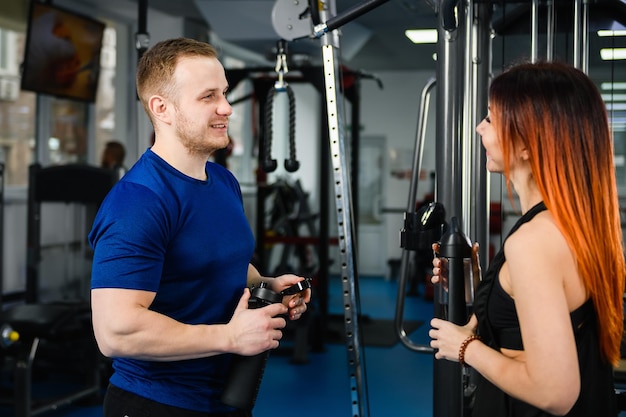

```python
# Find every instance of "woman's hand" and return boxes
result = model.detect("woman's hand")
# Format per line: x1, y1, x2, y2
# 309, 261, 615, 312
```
429, 315, 478, 363
431, 242, 481, 290
270, 274, 312, 321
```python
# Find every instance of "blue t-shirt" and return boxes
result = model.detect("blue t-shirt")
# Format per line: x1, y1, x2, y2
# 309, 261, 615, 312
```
89, 149, 255, 413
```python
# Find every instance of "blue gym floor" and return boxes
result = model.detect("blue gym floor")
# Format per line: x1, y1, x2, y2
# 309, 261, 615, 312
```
5, 275, 623, 417
1, 275, 434, 417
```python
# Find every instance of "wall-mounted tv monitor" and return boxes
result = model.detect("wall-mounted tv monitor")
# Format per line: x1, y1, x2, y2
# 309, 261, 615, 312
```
20, 1, 106, 102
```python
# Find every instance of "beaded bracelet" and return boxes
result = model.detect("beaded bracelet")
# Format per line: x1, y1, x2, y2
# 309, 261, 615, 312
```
458, 334, 481, 367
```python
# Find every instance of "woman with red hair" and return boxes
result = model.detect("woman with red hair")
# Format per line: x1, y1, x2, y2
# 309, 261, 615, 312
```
430, 61, 625, 416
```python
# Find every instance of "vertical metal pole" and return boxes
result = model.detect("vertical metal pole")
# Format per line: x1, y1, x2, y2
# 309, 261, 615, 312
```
350, 78, 361, 242
436, 1, 464, 220
318, 1, 369, 416
35, 95, 50, 165
316, 96, 331, 352
469, 0, 492, 273
462, 1, 474, 230
530, 0, 539, 62
321, 45, 369, 417
573, 0, 582, 68
546, 0, 555, 61
26, 164, 40, 304
434, 0, 466, 415
581, 0, 589, 74
573, 0, 589, 72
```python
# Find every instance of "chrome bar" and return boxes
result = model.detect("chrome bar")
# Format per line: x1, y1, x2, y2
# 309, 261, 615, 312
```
395, 77, 436, 354
531, 0, 539, 62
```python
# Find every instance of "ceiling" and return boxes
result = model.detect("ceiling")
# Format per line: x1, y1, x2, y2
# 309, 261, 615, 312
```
135, 0, 440, 72
199, 0, 440, 71
75, 0, 626, 73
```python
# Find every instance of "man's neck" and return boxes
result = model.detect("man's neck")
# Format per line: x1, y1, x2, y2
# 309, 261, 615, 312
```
151, 141, 209, 180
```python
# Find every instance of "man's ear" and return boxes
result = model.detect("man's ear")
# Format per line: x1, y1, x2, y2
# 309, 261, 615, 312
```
148, 95, 172, 125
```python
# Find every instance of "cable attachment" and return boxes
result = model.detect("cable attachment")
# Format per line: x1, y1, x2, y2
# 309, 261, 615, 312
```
274, 39, 289, 91
283, 86, 299, 173
262, 40, 300, 173
262, 86, 278, 173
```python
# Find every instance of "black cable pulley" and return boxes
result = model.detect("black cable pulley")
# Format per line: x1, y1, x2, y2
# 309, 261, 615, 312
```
262, 40, 299, 173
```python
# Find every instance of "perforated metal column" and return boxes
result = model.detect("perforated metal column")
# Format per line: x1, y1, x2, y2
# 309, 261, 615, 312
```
321, 43, 369, 417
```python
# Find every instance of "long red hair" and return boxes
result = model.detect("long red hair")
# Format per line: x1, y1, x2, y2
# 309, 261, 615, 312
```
490, 61, 625, 365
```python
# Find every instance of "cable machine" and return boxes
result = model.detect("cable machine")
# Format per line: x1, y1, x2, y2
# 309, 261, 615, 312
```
270, 1, 390, 416
394, 1, 625, 417
392, 3, 491, 417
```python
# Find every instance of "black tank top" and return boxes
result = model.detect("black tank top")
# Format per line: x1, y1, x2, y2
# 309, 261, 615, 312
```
472, 201, 617, 417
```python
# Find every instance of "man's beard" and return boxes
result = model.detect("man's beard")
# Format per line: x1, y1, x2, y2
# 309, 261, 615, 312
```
175, 111, 226, 156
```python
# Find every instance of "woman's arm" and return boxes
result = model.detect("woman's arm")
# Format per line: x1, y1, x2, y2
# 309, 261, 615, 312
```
246, 264, 311, 321
465, 217, 581, 415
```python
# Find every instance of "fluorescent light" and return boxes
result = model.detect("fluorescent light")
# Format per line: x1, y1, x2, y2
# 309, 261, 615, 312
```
597, 30, 626, 37
405, 29, 438, 44
602, 94, 626, 101
606, 103, 626, 111
601, 82, 626, 91
600, 48, 626, 60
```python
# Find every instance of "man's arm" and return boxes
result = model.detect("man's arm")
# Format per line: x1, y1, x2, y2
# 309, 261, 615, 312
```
91, 287, 287, 361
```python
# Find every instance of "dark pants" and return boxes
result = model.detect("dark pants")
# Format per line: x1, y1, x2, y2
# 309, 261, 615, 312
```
103, 384, 253, 417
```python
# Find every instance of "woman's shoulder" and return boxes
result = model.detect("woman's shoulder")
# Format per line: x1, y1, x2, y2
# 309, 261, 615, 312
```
506, 210, 563, 249
504, 210, 580, 290
504, 211, 574, 274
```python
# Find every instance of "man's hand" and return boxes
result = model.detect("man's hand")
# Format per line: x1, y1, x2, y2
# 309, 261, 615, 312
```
226, 288, 288, 356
